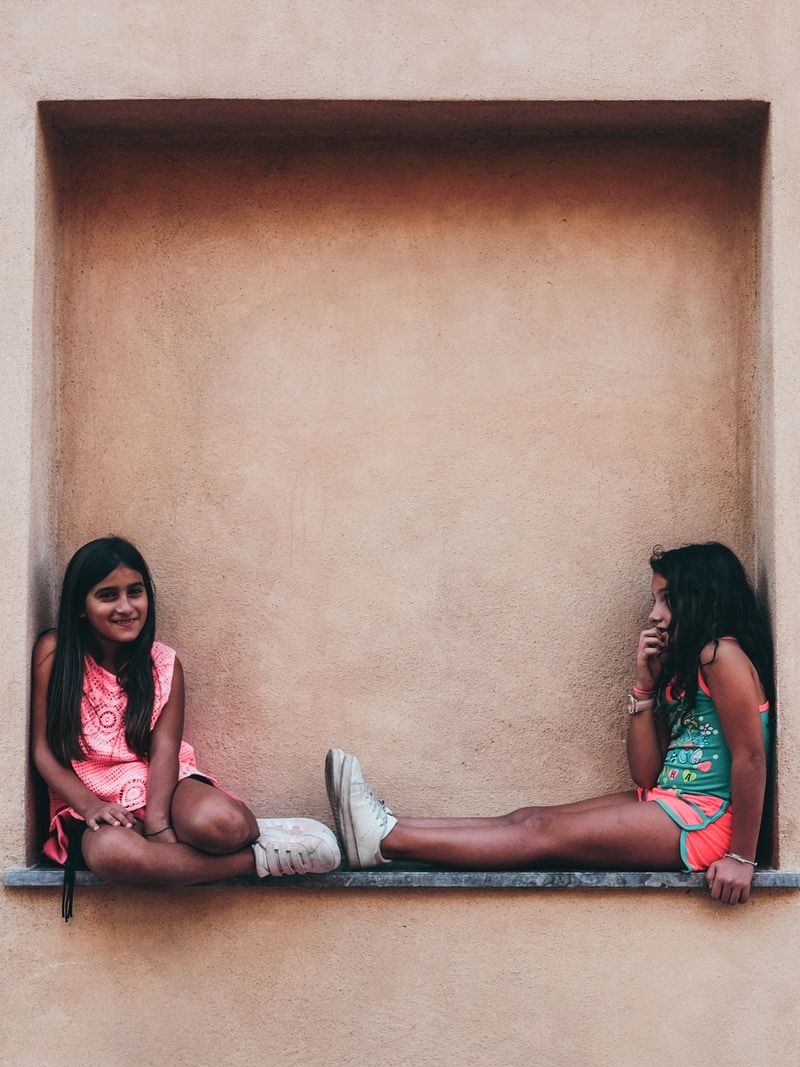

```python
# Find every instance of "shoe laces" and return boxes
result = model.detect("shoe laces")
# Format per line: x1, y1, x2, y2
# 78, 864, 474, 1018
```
361, 782, 393, 823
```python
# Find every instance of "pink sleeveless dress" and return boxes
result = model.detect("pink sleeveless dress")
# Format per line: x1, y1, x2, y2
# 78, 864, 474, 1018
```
43, 641, 209, 864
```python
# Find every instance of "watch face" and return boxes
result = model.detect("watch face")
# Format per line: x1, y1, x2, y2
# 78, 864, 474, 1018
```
627, 693, 636, 715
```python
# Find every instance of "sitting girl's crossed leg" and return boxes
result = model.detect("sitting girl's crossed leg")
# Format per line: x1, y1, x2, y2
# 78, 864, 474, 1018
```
81, 779, 338, 887
170, 778, 258, 854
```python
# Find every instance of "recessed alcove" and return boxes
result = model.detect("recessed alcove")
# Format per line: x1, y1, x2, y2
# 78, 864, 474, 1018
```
27, 99, 771, 872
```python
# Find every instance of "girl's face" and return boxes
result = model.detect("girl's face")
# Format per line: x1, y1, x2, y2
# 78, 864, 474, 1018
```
82, 564, 148, 646
649, 572, 672, 636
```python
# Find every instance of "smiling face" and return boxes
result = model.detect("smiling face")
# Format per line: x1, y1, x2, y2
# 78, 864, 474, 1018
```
82, 564, 149, 648
649, 572, 672, 636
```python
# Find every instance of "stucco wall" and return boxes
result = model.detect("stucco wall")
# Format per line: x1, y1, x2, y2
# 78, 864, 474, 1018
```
4, 3, 800, 1066
51, 121, 758, 821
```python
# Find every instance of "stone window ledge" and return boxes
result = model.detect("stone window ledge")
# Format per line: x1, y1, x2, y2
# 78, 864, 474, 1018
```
4, 865, 800, 890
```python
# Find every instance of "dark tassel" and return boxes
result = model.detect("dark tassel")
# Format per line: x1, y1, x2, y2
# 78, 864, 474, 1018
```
61, 864, 75, 922
61, 822, 84, 922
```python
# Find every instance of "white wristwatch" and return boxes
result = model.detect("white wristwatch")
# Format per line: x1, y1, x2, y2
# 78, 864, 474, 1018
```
627, 693, 656, 716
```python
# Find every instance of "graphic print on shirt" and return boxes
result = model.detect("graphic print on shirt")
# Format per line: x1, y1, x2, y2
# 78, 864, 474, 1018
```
657, 673, 771, 802
665, 710, 713, 775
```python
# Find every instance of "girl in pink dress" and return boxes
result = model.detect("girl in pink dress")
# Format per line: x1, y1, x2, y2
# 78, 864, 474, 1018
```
33, 536, 340, 919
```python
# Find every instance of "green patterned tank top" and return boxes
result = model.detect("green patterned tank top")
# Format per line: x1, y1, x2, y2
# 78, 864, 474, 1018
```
657, 672, 771, 800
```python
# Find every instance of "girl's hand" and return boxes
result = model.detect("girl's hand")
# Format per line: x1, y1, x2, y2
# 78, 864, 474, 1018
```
635, 627, 667, 691
83, 800, 136, 831
706, 856, 755, 905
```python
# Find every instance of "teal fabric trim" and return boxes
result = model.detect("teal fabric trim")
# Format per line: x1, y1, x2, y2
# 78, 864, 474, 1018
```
649, 793, 730, 832
678, 832, 692, 873
651, 797, 692, 869
650, 798, 708, 873
651, 796, 687, 829
676, 793, 730, 830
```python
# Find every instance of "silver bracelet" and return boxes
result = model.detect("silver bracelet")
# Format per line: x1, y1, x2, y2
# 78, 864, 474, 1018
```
724, 851, 757, 868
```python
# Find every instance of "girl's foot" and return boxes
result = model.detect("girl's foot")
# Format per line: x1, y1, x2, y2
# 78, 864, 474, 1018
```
252, 817, 340, 876
325, 749, 397, 868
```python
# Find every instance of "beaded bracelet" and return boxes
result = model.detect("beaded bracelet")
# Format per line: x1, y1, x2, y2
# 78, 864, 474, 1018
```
724, 851, 757, 867
143, 825, 173, 838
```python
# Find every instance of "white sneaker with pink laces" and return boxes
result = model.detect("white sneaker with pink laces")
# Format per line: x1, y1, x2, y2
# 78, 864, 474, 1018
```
252, 818, 340, 877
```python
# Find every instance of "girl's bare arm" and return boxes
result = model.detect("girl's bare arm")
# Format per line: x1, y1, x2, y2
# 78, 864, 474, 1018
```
142, 657, 185, 841
626, 704, 667, 788
626, 628, 668, 787
30, 632, 134, 828
702, 640, 767, 904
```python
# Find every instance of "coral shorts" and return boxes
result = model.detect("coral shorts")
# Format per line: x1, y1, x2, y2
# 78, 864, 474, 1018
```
637, 786, 732, 872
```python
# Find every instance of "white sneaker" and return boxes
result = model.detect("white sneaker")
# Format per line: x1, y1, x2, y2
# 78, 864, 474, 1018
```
252, 817, 341, 877
325, 748, 397, 868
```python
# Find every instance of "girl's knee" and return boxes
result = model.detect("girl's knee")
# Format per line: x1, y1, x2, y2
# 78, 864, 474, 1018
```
514, 810, 558, 858
82, 828, 142, 884
505, 806, 538, 825
176, 798, 257, 854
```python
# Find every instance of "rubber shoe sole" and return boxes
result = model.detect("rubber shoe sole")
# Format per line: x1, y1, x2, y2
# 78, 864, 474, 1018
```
325, 748, 348, 861
339, 751, 365, 868
325, 747, 393, 868
325, 747, 373, 868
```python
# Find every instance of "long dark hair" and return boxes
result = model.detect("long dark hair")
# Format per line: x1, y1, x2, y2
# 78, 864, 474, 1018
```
650, 542, 774, 711
47, 536, 157, 764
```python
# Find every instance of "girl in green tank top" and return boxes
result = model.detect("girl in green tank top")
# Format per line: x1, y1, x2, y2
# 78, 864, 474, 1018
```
325, 542, 774, 906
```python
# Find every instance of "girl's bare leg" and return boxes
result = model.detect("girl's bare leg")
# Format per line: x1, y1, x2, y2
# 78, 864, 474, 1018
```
170, 777, 259, 852
81, 825, 257, 887
381, 798, 682, 870
82, 779, 261, 886
397, 790, 638, 831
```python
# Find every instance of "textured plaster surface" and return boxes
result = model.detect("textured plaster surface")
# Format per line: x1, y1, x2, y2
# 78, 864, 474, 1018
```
3, 2, 800, 1065
2, 889, 800, 1066
53, 131, 756, 823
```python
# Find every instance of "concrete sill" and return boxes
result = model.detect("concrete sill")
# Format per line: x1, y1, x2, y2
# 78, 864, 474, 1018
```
5, 865, 800, 890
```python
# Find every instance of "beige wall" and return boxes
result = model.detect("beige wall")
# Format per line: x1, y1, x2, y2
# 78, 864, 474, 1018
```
52, 122, 759, 819
4, 3, 800, 1065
